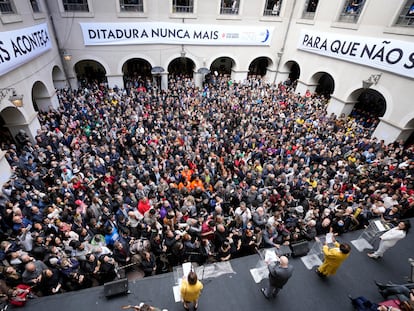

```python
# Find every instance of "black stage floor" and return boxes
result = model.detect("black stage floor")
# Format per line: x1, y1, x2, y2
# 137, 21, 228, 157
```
23, 227, 414, 311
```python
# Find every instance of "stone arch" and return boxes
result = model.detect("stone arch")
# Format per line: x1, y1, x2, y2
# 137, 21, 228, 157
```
122, 58, 153, 89
278, 60, 301, 86
32, 81, 50, 112
210, 56, 236, 77
74, 59, 108, 88
0, 106, 28, 149
52, 65, 67, 89
167, 56, 196, 78
344, 87, 387, 131
248, 56, 274, 77
310, 71, 335, 98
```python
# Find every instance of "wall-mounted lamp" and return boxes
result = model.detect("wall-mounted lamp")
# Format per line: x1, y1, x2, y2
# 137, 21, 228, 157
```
0, 88, 23, 107
62, 50, 72, 61
362, 73, 382, 89
180, 45, 186, 58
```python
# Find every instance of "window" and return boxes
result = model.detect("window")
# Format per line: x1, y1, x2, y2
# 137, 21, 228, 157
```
220, 0, 239, 15
302, 0, 318, 19
338, 0, 365, 23
120, 0, 143, 12
30, 0, 41, 12
396, 1, 414, 26
172, 0, 193, 13
0, 0, 15, 14
63, 0, 89, 12
263, 0, 282, 16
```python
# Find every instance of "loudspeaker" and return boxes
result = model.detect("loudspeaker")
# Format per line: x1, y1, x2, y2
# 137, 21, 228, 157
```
276, 245, 292, 257
104, 278, 129, 298
290, 241, 310, 257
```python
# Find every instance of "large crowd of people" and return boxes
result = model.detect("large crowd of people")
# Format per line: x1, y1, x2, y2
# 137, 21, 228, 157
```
0, 74, 413, 302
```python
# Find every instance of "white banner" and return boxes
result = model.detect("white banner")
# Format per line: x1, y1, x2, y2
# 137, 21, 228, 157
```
297, 30, 414, 79
0, 23, 52, 77
80, 22, 273, 46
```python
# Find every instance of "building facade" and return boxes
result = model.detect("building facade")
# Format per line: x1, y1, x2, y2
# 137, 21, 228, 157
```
0, 0, 413, 183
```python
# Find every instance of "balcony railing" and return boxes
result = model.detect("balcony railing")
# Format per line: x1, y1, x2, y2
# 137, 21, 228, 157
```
338, 12, 360, 23
302, 11, 315, 19
0, 1, 14, 14
63, 1, 89, 12
173, 5, 193, 13
120, 3, 143, 12
263, 8, 279, 16
396, 14, 414, 26
30, 0, 41, 12
220, 7, 238, 15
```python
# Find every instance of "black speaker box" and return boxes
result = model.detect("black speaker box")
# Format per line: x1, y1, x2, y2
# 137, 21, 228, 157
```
276, 245, 292, 257
290, 241, 310, 257
104, 278, 129, 298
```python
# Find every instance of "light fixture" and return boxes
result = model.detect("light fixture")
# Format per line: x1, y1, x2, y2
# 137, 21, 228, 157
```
10, 91, 23, 107
362, 73, 382, 89
62, 50, 72, 61
180, 45, 186, 58
0, 88, 23, 107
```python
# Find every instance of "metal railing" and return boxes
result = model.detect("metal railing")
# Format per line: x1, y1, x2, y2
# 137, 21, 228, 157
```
301, 11, 315, 19
173, 5, 193, 13
396, 14, 414, 26
0, 1, 14, 14
63, 0, 89, 12
30, 0, 41, 12
338, 12, 360, 23
120, 2, 144, 12
220, 6, 238, 15
263, 8, 279, 16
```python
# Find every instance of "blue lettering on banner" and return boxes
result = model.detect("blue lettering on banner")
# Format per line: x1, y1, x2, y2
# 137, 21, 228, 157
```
88, 27, 220, 41
11, 29, 50, 58
300, 32, 414, 78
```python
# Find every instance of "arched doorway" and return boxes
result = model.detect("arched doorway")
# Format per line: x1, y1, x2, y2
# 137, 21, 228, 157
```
168, 57, 195, 78
32, 81, 50, 112
350, 88, 386, 129
312, 72, 335, 98
52, 65, 66, 90
122, 58, 152, 89
248, 57, 272, 77
404, 120, 414, 147
74, 60, 107, 88
0, 107, 27, 150
287, 61, 300, 83
210, 57, 235, 77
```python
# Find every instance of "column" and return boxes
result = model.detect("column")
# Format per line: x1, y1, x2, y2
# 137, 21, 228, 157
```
6, 111, 40, 145
35, 92, 60, 112
53, 78, 68, 90
263, 68, 276, 84
106, 74, 125, 89
372, 118, 406, 145
194, 72, 203, 89
67, 74, 79, 90
0, 150, 12, 187
294, 80, 318, 96
161, 73, 168, 91
231, 70, 248, 83
326, 96, 356, 118
274, 70, 290, 85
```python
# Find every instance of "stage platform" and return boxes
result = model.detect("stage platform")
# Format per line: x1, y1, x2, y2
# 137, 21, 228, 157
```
23, 226, 413, 311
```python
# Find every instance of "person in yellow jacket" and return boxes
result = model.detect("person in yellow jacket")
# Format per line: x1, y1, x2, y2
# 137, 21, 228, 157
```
180, 271, 203, 311
315, 236, 351, 278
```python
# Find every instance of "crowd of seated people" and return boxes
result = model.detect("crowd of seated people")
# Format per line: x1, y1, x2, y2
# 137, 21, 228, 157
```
0, 74, 412, 301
